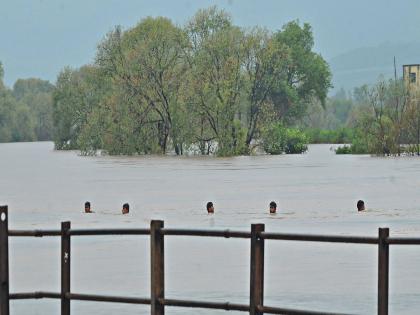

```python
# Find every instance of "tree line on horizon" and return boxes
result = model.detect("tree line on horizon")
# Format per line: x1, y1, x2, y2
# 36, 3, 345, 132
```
0, 62, 54, 143
0, 7, 334, 156
9, 7, 419, 157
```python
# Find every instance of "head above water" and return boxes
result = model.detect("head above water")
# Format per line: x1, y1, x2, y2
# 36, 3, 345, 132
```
84, 201, 91, 213
357, 200, 365, 211
122, 203, 129, 214
206, 201, 214, 214
269, 201, 277, 213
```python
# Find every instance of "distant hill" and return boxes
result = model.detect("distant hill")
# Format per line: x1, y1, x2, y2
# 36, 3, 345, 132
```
328, 42, 420, 94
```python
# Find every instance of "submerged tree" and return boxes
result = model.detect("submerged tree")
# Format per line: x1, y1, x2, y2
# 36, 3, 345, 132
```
186, 7, 246, 156
53, 66, 107, 150
95, 18, 189, 154
51, 7, 331, 156
270, 21, 331, 123
241, 27, 289, 152
347, 79, 410, 155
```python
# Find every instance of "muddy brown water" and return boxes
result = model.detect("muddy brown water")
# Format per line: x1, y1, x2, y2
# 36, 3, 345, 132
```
1, 142, 420, 314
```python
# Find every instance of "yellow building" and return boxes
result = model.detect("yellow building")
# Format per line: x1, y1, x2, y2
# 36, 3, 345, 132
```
403, 64, 420, 90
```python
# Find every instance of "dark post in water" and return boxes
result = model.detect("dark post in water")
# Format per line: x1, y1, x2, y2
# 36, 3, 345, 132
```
250, 223, 265, 315
0, 206, 9, 315
378, 227, 389, 315
61, 221, 71, 315
151, 220, 164, 315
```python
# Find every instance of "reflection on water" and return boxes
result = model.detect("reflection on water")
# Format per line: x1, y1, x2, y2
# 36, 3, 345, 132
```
2, 142, 420, 314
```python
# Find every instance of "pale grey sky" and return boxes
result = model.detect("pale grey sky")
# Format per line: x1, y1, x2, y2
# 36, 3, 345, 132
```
1, 0, 420, 86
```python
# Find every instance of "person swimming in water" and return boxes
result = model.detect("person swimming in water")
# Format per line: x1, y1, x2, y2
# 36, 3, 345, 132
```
84, 201, 93, 213
206, 201, 214, 214
122, 203, 129, 214
269, 201, 277, 214
357, 200, 365, 211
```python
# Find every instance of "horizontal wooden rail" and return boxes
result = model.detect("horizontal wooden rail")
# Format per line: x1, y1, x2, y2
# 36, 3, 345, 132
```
9, 291, 149, 304
8, 229, 150, 237
9, 228, 403, 246
68, 228, 150, 236
66, 293, 150, 305
260, 232, 379, 244
8, 230, 61, 237
387, 237, 420, 245
259, 305, 353, 315
12, 228, 420, 246
10, 292, 61, 299
9, 292, 352, 315
162, 298, 353, 315
160, 298, 250, 311
161, 228, 250, 238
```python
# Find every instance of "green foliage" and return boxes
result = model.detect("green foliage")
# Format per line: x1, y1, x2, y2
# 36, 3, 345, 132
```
348, 79, 409, 155
0, 63, 55, 144
300, 77, 420, 156
335, 134, 369, 155
0, 62, 3, 84
305, 127, 354, 144
335, 145, 352, 154
284, 128, 308, 153
95, 17, 189, 154
241, 27, 290, 152
261, 123, 307, 154
271, 21, 332, 123
51, 8, 330, 156
186, 8, 244, 156
0, 70, 37, 143
13, 78, 54, 100
10, 104, 36, 141
13, 78, 54, 140
299, 88, 356, 133
348, 136, 369, 154
261, 123, 287, 154
328, 79, 415, 155
52, 66, 108, 150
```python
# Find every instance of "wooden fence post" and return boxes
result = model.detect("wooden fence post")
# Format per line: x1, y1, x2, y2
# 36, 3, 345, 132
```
61, 221, 71, 315
151, 220, 164, 315
250, 224, 265, 315
0, 206, 9, 315
378, 227, 389, 315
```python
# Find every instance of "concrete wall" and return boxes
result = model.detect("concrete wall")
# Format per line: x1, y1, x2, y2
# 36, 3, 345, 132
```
403, 65, 420, 91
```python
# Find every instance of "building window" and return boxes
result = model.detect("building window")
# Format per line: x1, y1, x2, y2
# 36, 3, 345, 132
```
410, 72, 416, 83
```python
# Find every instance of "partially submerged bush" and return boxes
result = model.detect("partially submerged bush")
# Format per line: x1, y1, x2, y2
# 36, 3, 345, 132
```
335, 145, 352, 154
335, 136, 369, 154
262, 123, 308, 154
284, 128, 308, 153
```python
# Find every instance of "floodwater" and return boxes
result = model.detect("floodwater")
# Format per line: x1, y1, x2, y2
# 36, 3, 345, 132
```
1, 142, 420, 315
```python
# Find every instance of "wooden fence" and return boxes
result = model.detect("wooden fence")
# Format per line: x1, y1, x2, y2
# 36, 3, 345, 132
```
1, 205, 419, 315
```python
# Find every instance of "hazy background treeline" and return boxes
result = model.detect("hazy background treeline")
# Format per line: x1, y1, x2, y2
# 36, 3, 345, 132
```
0, 62, 54, 143
302, 78, 420, 156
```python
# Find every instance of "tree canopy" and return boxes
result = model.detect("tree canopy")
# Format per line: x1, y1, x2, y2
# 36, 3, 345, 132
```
50, 7, 332, 155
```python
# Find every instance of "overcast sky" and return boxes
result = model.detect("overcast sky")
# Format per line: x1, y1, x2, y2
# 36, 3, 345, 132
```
1, 0, 420, 86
